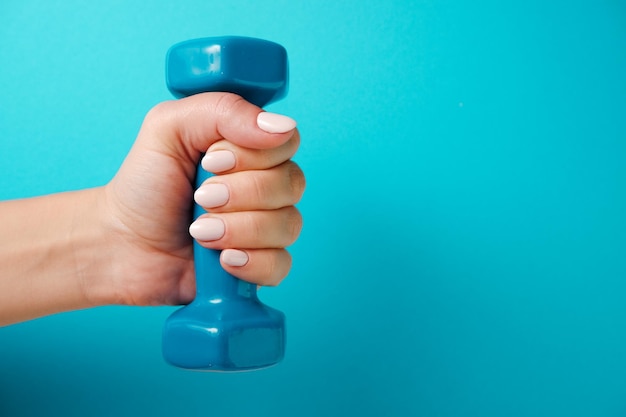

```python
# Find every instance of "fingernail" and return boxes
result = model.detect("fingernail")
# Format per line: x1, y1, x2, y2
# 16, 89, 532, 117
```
221, 249, 249, 267
201, 150, 236, 173
257, 112, 297, 133
194, 183, 229, 208
189, 217, 225, 241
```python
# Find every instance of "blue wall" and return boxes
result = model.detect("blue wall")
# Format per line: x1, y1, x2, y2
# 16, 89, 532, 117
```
1, 1, 625, 416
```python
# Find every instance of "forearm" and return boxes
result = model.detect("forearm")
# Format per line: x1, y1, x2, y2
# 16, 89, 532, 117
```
0, 188, 115, 326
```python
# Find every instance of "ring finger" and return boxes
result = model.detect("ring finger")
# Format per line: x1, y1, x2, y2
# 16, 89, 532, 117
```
189, 206, 303, 250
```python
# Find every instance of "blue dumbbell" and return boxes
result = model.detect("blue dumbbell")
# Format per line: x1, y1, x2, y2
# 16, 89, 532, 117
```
162, 36, 288, 371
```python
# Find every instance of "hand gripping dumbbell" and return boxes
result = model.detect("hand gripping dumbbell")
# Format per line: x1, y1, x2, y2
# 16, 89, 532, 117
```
162, 36, 288, 371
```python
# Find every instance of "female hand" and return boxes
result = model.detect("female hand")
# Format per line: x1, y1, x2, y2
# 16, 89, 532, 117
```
1, 92, 304, 325
101, 92, 304, 307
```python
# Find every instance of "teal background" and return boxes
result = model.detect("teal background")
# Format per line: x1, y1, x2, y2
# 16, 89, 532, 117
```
1, 0, 625, 416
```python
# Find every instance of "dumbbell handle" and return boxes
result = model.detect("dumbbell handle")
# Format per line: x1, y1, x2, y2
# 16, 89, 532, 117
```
192, 165, 256, 300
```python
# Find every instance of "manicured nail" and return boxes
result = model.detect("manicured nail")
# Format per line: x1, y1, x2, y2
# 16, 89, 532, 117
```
194, 183, 229, 208
221, 249, 249, 267
189, 217, 225, 241
257, 112, 297, 133
201, 150, 236, 173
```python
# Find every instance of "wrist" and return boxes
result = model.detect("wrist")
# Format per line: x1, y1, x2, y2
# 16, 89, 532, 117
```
0, 187, 119, 325
71, 187, 124, 308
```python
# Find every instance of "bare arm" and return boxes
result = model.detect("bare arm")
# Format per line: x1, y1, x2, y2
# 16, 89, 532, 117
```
0, 93, 304, 326
0, 189, 115, 325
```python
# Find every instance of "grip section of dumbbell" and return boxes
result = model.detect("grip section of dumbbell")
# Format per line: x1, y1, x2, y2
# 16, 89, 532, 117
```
192, 163, 249, 299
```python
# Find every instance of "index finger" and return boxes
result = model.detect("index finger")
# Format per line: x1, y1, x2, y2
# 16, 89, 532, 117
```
201, 129, 300, 174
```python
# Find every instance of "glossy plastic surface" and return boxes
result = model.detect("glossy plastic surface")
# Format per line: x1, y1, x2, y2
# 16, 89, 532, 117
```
162, 36, 288, 371
166, 36, 288, 107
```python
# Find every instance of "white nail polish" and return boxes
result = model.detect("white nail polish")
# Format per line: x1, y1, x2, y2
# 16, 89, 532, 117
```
194, 183, 229, 208
189, 218, 225, 241
221, 249, 249, 267
201, 150, 236, 173
257, 112, 297, 133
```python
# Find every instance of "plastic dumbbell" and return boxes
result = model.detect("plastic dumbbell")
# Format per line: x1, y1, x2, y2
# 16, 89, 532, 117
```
162, 36, 288, 371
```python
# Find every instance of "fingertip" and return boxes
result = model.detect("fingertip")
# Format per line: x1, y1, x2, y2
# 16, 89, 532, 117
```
221, 249, 292, 287
221, 249, 249, 267
208, 93, 295, 150
200, 150, 236, 173
257, 112, 297, 134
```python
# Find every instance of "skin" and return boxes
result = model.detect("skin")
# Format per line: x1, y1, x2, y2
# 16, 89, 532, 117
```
0, 93, 305, 326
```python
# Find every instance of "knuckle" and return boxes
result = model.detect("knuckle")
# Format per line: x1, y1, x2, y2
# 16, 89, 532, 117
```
263, 251, 291, 287
213, 92, 247, 117
144, 100, 177, 129
262, 254, 280, 286
283, 130, 301, 159
283, 207, 303, 244
285, 161, 306, 202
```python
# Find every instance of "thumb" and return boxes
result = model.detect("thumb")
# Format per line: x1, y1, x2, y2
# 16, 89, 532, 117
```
140, 92, 297, 166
